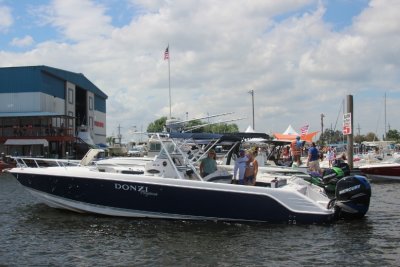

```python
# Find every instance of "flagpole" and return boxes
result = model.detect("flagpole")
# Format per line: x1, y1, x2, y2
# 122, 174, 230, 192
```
167, 45, 171, 119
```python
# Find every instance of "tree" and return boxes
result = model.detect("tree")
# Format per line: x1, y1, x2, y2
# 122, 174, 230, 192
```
386, 129, 400, 142
185, 119, 204, 132
146, 116, 239, 133
354, 134, 365, 144
319, 128, 344, 144
202, 123, 239, 133
147, 116, 168, 132
106, 136, 115, 146
364, 132, 379, 141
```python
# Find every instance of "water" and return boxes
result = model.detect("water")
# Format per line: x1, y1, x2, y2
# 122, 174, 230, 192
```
1, 173, 399, 266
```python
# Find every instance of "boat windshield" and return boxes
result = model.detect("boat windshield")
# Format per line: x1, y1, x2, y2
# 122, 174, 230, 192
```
381, 157, 400, 164
158, 142, 176, 159
390, 157, 400, 163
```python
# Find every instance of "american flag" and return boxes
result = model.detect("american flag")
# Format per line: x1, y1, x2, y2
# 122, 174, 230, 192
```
164, 46, 169, 60
300, 124, 309, 135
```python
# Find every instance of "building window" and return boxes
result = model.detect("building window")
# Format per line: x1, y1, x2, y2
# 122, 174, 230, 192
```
89, 96, 93, 110
68, 88, 74, 104
68, 111, 74, 127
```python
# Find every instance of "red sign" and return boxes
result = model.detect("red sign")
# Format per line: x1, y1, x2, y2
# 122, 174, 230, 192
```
94, 121, 104, 128
343, 113, 352, 135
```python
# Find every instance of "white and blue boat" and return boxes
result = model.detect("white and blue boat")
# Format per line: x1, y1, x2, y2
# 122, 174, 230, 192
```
7, 134, 371, 224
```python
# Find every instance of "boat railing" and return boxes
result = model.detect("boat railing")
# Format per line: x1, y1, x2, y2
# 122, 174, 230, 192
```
156, 133, 203, 181
13, 156, 80, 168
191, 138, 222, 165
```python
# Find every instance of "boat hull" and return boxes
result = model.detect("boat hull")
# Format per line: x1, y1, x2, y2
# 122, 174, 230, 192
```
10, 169, 335, 224
359, 164, 400, 181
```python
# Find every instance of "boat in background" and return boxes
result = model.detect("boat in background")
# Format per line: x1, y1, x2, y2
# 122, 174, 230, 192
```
359, 157, 400, 181
0, 156, 16, 173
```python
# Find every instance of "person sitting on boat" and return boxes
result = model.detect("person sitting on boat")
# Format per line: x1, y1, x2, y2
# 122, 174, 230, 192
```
290, 136, 303, 167
233, 149, 248, 184
282, 146, 290, 159
307, 142, 321, 174
200, 149, 217, 178
244, 149, 258, 186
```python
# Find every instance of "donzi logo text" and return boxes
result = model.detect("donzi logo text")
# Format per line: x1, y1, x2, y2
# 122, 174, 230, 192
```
114, 183, 158, 197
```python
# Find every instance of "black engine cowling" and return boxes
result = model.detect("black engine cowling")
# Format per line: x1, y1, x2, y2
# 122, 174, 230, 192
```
334, 175, 371, 219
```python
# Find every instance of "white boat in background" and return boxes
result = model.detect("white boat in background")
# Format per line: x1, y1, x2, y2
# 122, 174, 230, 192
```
77, 125, 95, 146
359, 157, 400, 181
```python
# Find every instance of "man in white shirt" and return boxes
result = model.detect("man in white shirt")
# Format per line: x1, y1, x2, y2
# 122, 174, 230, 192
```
233, 150, 248, 184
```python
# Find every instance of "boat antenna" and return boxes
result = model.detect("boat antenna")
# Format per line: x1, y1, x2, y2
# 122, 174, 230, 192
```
333, 99, 344, 132
374, 94, 385, 142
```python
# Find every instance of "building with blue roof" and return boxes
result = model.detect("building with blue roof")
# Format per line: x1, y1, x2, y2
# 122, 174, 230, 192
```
0, 65, 108, 158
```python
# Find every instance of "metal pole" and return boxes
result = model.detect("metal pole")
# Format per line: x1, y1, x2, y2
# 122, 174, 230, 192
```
320, 113, 325, 143
346, 95, 354, 169
249, 90, 255, 130
384, 92, 386, 140
168, 47, 171, 119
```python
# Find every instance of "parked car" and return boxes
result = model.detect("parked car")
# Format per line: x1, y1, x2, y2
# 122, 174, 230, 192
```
127, 146, 146, 157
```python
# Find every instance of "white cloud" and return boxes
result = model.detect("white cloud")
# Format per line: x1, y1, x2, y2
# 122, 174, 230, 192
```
10, 35, 34, 47
0, 5, 13, 32
0, 0, 399, 141
34, 0, 113, 41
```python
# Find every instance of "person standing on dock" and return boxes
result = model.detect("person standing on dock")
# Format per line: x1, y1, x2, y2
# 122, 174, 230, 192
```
307, 142, 321, 174
326, 147, 336, 168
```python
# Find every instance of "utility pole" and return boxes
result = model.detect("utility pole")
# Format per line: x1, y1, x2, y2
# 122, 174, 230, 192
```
320, 113, 325, 143
117, 124, 122, 145
249, 90, 255, 130
384, 92, 387, 140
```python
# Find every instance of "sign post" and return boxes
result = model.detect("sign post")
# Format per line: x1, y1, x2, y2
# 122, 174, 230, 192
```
343, 113, 352, 135
345, 95, 354, 169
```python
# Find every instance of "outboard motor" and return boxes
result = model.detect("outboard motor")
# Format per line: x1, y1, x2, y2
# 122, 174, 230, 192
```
332, 159, 350, 176
322, 167, 344, 185
334, 175, 371, 219
307, 167, 344, 194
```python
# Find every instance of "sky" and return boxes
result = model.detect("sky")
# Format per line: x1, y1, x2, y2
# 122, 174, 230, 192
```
1, 0, 399, 142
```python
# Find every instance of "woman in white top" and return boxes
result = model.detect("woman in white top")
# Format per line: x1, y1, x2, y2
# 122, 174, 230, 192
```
326, 147, 335, 168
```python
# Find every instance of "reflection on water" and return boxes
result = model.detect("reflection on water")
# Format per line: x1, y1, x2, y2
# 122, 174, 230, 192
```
1, 174, 399, 266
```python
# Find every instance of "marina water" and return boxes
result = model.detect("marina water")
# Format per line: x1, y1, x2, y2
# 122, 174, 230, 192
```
1, 173, 399, 266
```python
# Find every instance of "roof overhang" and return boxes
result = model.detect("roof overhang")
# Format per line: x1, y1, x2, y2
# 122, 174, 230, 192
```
5, 139, 49, 146
0, 112, 75, 118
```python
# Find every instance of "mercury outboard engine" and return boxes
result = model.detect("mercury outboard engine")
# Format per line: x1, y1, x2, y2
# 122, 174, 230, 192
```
334, 175, 371, 219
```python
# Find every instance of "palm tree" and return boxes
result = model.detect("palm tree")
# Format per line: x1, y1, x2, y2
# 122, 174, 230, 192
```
106, 136, 115, 146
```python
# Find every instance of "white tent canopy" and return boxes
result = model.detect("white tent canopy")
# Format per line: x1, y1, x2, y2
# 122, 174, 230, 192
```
245, 125, 255, 133
282, 125, 298, 135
